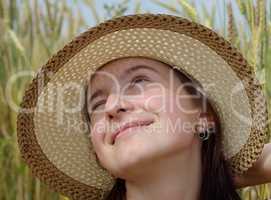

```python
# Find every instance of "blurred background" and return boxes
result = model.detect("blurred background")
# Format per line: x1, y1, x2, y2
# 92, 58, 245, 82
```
0, 0, 270, 199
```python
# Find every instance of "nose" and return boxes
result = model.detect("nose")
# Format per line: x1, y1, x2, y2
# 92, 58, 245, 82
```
105, 93, 134, 120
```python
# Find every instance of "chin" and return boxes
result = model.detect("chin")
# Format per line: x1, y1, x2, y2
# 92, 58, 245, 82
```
116, 149, 160, 172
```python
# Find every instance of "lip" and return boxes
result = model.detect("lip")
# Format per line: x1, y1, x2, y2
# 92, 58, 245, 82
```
111, 120, 154, 144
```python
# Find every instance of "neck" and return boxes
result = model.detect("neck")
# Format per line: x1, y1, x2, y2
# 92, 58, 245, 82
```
125, 140, 202, 200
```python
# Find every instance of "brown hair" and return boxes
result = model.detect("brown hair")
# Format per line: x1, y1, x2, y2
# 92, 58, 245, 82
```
84, 62, 241, 200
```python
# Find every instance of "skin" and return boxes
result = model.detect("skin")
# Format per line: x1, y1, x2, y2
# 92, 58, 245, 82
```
86, 56, 271, 198
86, 56, 206, 200
234, 143, 271, 188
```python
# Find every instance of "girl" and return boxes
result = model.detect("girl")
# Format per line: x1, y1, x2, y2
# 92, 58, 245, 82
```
85, 56, 242, 199
17, 14, 270, 200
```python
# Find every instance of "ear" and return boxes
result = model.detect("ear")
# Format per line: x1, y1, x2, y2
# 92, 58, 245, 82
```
194, 111, 216, 136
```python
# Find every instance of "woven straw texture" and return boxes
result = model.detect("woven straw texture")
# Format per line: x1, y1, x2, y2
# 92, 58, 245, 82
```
17, 14, 269, 200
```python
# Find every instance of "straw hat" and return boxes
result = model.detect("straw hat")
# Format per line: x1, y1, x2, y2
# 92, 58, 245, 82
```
17, 14, 269, 199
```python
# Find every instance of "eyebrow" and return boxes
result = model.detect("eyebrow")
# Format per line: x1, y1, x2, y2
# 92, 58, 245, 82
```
89, 64, 159, 103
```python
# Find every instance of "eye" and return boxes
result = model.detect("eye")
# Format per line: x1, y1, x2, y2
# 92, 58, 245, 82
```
130, 75, 149, 87
91, 76, 149, 112
92, 99, 106, 111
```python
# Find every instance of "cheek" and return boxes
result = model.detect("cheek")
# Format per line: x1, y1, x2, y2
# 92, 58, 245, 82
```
143, 86, 183, 114
89, 127, 114, 172
89, 120, 107, 152
142, 88, 168, 113
155, 92, 196, 146
142, 90, 191, 136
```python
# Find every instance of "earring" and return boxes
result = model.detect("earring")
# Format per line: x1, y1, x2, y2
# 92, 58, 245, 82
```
198, 127, 214, 141
195, 111, 215, 141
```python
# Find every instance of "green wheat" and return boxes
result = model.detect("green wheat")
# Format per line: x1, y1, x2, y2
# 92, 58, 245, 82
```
0, 0, 270, 199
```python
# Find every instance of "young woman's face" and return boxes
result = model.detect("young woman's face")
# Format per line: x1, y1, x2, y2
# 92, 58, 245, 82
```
87, 57, 201, 178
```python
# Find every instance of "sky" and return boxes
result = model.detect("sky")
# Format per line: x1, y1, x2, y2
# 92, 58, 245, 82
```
66, 0, 243, 33
73, 0, 229, 27
65, 0, 270, 39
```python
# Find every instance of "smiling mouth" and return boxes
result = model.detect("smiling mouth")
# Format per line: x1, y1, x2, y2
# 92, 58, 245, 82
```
112, 121, 154, 144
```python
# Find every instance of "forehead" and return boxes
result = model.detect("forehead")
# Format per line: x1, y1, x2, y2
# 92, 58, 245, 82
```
89, 57, 171, 84
86, 57, 174, 103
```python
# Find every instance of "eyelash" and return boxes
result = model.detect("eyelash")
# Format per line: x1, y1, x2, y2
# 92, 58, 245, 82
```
129, 75, 149, 87
91, 76, 149, 111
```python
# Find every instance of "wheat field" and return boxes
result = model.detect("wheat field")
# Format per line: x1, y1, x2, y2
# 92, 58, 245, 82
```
0, 0, 270, 199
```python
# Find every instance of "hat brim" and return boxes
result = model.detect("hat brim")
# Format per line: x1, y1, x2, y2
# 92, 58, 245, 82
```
17, 14, 269, 200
